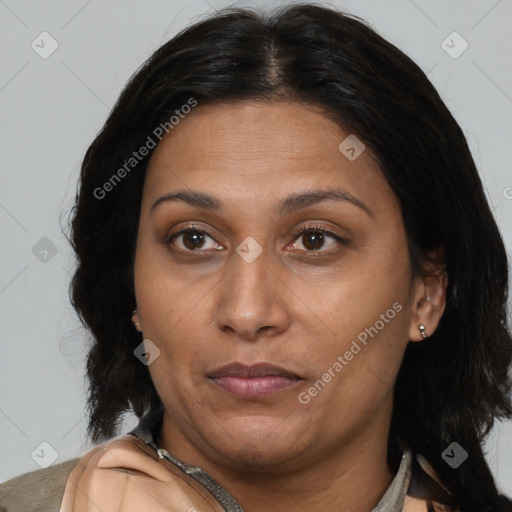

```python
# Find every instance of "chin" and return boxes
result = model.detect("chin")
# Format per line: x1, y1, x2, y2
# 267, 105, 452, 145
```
205, 416, 310, 469
222, 440, 305, 471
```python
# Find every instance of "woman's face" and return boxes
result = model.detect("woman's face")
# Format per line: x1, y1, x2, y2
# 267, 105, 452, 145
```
133, 100, 430, 470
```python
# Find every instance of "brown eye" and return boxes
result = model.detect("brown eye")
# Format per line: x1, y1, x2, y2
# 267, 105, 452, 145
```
182, 230, 207, 250
166, 227, 222, 253
302, 230, 325, 250
290, 226, 348, 254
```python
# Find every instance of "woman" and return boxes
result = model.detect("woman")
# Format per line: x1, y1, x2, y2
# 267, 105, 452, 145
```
1, 3, 511, 511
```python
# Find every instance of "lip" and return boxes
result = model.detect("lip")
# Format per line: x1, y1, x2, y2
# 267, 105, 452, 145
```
207, 362, 304, 398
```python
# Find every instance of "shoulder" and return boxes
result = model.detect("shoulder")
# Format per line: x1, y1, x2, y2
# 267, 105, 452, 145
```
0, 457, 80, 512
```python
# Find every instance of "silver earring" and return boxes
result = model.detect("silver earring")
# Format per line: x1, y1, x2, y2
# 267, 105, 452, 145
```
418, 324, 427, 339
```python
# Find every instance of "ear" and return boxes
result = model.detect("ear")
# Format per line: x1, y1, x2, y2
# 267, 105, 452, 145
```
408, 247, 448, 342
132, 309, 143, 332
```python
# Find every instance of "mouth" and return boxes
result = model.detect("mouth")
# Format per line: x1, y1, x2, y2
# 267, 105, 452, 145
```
207, 362, 304, 398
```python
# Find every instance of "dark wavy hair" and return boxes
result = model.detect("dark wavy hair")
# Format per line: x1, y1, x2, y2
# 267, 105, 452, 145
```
67, 4, 512, 510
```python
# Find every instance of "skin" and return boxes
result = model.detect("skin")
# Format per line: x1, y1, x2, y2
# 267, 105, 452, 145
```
132, 100, 447, 512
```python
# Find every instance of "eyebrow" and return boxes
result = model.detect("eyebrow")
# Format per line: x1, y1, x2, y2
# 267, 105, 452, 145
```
150, 188, 373, 218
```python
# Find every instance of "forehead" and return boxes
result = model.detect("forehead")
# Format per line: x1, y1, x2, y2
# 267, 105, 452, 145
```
142, 100, 397, 218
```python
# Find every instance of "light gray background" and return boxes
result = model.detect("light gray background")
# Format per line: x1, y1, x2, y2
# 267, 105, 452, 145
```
1, 0, 511, 497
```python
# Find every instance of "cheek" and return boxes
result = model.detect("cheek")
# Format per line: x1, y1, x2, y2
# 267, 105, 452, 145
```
134, 238, 200, 332
292, 243, 412, 390
298, 302, 409, 436
133, 243, 221, 376
294, 246, 410, 343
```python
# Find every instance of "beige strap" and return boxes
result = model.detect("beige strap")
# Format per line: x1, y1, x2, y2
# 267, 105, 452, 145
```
60, 435, 226, 511
402, 495, 456, 511
402, 495, 429, 511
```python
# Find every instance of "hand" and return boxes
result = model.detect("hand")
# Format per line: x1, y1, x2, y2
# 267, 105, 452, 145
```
60, 435, 225, 512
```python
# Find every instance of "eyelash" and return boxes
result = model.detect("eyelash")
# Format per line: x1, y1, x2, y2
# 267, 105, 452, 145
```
164, 224, 349, 256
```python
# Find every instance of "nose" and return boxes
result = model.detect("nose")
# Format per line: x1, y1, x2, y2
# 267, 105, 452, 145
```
216, 242, 291, 342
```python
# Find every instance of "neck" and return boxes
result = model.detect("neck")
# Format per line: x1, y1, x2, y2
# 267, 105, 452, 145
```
158, 405, 396, 512
215, 437, 394, 511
